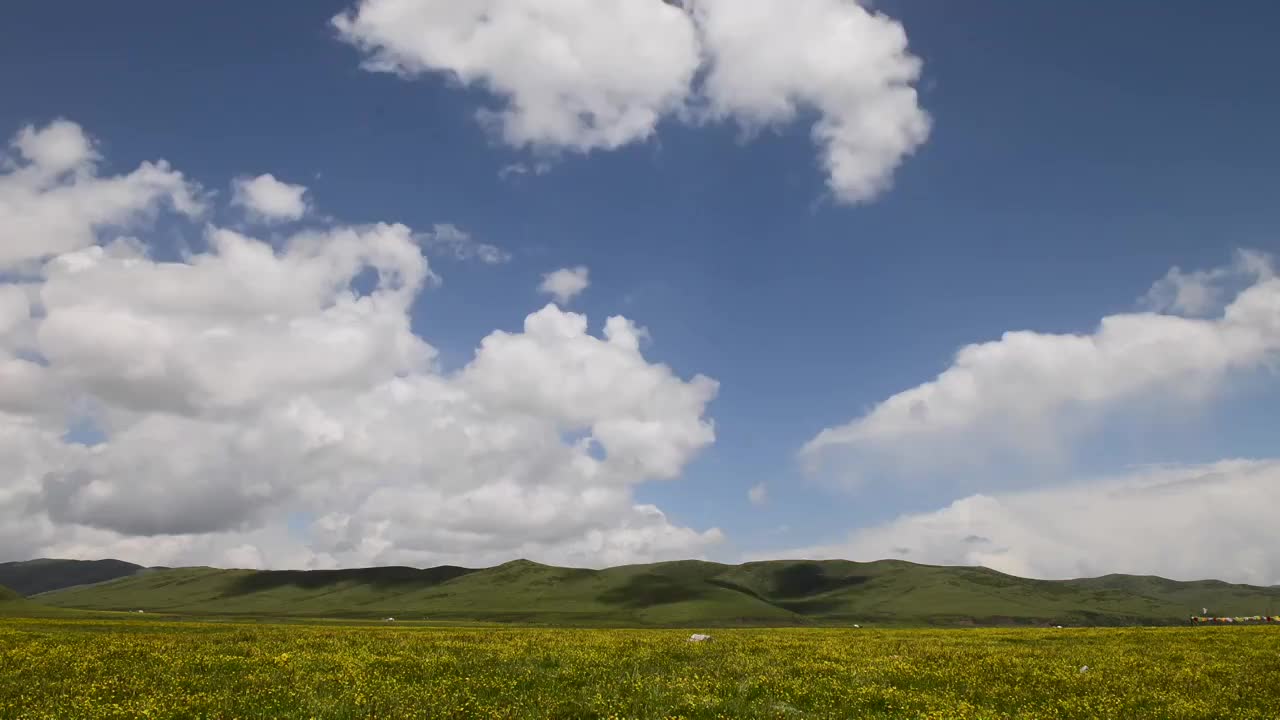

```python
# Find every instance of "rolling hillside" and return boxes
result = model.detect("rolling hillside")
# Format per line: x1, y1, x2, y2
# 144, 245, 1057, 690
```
0, 582, 91, 618
0, 583, 42, 616
38, 558, 1280, 626
0, 559, 144, 596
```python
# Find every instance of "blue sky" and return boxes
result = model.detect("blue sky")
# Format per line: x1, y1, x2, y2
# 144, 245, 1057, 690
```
2, 1, 1279, 581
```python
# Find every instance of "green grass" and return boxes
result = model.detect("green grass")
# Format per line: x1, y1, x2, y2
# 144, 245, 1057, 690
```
39, 558, 1280, 626
3, 617, 1279, 719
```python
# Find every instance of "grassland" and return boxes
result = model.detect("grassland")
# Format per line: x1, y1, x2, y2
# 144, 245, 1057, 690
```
39, 558, 1280, 627
2, 617, 1279, 719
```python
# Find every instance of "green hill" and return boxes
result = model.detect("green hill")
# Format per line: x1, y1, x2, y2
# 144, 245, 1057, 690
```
0, 584, 21, 603
0, 583, 40, 615
37, 558, 1280, 627
0, 582, 93, 618
0, 558, 143, 596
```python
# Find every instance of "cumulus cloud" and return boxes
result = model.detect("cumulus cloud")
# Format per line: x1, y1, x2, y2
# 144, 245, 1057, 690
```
231, 173, 308, 223
688, 0, 930, 203
539, 266, 590, 304
421, 223, 510, 264
0, 119, 722, 570
747, 482, 767, 506
333, 0, 701, 152
0, 119, 202, 271
334, 0, 929, 204
758, 459, 1280, 586
803, 252, 1280, 481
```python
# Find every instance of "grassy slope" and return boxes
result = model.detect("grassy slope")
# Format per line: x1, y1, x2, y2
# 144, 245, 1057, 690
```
41, 561, 797, 625
0, 583, 109, 618
40, 559, 1280, 626
0, 558, 143, 596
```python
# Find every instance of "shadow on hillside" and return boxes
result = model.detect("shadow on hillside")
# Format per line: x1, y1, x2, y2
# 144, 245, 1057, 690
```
223, 566, 474, 595
596, 573, 711, 608
0, 559, 144, 597
771, 563, 871, 598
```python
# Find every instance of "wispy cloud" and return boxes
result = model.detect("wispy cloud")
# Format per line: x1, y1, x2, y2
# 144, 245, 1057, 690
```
420, 223, 510, 264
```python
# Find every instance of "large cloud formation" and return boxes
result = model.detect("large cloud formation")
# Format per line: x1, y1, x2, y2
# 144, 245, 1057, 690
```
803, 250, 1280, 480
333, 0, 929, 204
0, 120, 722, 570
793, 251, 1280, 585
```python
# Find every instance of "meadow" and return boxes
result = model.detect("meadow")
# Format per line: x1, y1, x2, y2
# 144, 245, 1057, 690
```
2, 618, 1279, 719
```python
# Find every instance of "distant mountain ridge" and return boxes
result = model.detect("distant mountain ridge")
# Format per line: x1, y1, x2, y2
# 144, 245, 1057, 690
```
31, 558, 1280, 627
0, 559, 144, 596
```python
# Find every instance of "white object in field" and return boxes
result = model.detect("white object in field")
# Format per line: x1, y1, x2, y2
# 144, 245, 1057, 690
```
1079, 665, 1089, 674
384, 617, 395, 622
688, 633, 712, 642
1055, 625, 1063, 629
852, 624, 861, 628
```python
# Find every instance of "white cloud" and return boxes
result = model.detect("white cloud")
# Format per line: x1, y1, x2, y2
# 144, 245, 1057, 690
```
539, 266, 590, 304
334, 0, 929, 205
12, 119, 94, 173
803, 252, 1280, 481
0, 119, 722, 570
0, 120, 202, 271
689, 0, 930, 203
37, 225, 433, 420
0, 286, 30, 340
231, 173, 308, 223
0, 285, 46, 391
333, 0, 701, 153
759, 459, 1280, 586
421, 223, 510, 264
747, 482, 767, 506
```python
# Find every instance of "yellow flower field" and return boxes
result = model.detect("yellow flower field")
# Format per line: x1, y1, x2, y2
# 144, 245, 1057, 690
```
1, 619, 1278, 719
